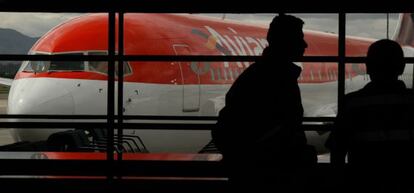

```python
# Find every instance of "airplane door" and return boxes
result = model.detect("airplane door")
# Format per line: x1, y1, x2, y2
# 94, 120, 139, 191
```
173, 44, 200, 112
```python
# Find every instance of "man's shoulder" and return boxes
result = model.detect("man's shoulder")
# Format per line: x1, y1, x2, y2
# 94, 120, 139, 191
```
344, 88, 414, 111
402, 88, 414, 95
346, 85, 412, 97
346, 87, 414, 98
235, 62, 263, 80
344, 89, 366, 101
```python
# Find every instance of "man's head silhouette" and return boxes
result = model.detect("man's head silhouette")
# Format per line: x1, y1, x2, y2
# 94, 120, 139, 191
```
366, 39, 405, 81
266, 14, 307, 60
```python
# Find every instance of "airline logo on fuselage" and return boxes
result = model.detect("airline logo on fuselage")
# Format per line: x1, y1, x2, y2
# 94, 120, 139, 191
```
192, 26, 267, 58
191, 26, 366, 83
190, 26, 268, 81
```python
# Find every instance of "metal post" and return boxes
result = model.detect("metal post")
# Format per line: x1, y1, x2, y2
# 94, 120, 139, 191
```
107, 10, 116, 181
332, 12, 346, 164
117, 12, 124, 163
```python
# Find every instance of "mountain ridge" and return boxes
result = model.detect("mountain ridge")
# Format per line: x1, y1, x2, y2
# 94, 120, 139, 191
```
0, 28, 39, 79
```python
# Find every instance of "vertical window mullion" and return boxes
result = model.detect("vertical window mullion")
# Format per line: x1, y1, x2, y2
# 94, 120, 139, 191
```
338, 13, 346, 115
117, 11, 125, 164
332, 12, 346, 164
107, 10, 116, 180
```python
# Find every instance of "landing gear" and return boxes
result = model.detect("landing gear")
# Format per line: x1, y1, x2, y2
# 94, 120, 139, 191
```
0, 129, 148, 153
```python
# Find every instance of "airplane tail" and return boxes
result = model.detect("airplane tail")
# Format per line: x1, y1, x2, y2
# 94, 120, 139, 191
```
394, 13, 414, 47
0, 77, 12, 86
393, 13, 414, 58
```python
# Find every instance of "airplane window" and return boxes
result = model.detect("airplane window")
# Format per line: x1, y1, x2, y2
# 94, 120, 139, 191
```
89, 61, 108, 74
24, 60, 50, 73
87, 51, 132, 76
23, 51, 132, 75
88, 52, 107, 74
22, 53, 49, 72
23, 53, 85, 72
49, 53, 84, 71
115, 61, 132, 77
88, 61, 131, 76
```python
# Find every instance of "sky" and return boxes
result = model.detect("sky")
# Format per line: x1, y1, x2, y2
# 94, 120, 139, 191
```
0, 12, 400, 39
0, 13, 80, 37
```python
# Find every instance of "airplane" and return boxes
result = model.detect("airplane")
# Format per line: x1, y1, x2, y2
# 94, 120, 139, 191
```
0, 13, 413, 153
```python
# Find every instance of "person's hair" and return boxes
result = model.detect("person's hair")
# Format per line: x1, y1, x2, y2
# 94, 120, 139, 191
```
366, 39, 405, 77
266, 14, 304, 45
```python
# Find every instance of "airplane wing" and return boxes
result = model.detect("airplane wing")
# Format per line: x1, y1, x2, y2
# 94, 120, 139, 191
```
204, 95, 225, 115
311, 103, 337, 117
0, 77, 13, 86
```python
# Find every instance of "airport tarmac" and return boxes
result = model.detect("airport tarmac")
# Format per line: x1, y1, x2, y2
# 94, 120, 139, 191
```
0, 94, 14, 146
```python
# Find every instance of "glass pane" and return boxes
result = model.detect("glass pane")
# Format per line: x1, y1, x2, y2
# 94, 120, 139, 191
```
347, 14, 400, 39
2, 12, 110, 154
119, 14, 339, 154
299, 63, 338, 117
121, 13, 340, 57
345, 63, 414, 94
346, 13, 400, 57
0, 12, 81, 55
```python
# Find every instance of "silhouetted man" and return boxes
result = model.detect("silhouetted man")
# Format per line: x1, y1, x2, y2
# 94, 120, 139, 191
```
327, 39, 414, 192
212, 14, 316, 192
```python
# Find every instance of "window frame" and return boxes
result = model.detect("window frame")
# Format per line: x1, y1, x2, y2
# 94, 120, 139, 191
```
0, 1, 413, 181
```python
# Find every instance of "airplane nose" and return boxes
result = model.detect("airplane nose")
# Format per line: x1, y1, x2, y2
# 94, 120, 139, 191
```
7, 78, 75, 142
8, 79, 75, 115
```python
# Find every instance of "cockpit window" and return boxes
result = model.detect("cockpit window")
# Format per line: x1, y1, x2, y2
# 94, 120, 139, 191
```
24, 60, 49, 73
89, 60, 108, 74
50, 53, 84, 71
21, 51, 132, 77
22, 53, 49, 72
23, 52, 85, 73
87, 51, 132, 77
